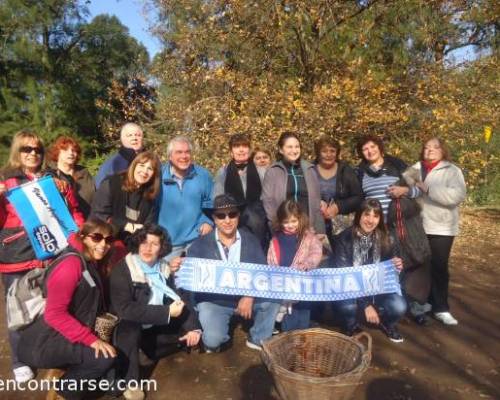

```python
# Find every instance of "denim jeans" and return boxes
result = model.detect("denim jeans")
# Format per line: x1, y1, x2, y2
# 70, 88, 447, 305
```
197, 299, 280, 350
334, 293, 407, 331
281, 302, 311, 332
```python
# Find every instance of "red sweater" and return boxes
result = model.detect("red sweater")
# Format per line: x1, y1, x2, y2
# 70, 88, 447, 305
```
43, 255, 98, 347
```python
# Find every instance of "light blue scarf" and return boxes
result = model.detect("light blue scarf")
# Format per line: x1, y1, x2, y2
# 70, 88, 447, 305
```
134, 255, 181, 305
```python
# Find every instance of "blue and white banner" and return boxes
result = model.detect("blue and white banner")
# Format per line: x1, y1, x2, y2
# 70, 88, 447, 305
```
6, 176, 78, 260
176, 258, 401, 302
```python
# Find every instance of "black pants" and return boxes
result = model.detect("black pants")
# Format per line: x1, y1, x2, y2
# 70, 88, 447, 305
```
2, 271, 27, 369
427, 235, 454, 313
114, 320, 183, 383
240, 201, 270, 252
58, 346, 115, 400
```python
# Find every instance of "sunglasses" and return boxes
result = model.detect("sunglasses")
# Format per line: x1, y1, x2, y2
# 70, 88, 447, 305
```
213, 211, 239, 220
19, 146, 43, 155
86, 233, 114, 245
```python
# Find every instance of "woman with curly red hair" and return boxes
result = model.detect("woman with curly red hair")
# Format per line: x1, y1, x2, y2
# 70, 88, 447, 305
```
47, 135, 95, 218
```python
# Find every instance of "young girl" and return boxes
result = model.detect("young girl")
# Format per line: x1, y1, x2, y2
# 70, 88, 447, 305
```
267, 200, 323, 331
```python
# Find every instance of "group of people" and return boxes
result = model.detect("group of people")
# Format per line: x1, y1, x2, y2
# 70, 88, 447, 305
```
0, 123, 466, 400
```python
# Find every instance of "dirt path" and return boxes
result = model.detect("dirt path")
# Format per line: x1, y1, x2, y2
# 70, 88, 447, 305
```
1, 208, 499, 400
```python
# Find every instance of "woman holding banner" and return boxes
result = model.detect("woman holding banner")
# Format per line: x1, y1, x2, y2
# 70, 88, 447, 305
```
332, 199, 406, 342
110, 224, 200, 400
18, 218, 117, 399
90, 151, 161, 243
0, 130, 84, 383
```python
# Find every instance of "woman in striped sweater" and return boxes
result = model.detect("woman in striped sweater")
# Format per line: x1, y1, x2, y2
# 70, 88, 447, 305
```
356, 135, 432, 325
356, 135, 420, 220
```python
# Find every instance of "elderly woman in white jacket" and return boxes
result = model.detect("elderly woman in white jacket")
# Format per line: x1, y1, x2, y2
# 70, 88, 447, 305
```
404, 137, 466, 326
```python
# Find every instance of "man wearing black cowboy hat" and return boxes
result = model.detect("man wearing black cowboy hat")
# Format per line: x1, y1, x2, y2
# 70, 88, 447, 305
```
187, 194, 280, 352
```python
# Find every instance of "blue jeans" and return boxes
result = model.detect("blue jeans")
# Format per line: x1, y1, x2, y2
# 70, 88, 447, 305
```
334, 293, 407, 331
281, 302, 311, 332
197, 299, 280, 350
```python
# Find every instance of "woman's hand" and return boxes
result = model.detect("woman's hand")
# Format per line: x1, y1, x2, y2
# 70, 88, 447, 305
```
364, 305, 380, 325
386, 185, 409, 198
169, 300, 185, 318
179, 330, 201, 347
320, 200, 329, 218
90, 339, 117, 359
326, 202, 339, 219
392, 257, 404, 272
168, 256, 183, 273
415, 181, 429, 194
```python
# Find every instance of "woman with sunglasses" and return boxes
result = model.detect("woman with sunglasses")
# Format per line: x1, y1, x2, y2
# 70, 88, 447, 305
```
91, 151, 161, 242
0, 130, 84, 383
18, 219, 117, 399
110, 224, 200, 400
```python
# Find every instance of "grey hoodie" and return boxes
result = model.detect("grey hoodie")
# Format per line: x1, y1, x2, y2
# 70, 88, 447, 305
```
261, 160, 325, 234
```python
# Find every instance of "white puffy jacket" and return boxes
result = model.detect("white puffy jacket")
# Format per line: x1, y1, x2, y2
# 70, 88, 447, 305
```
404, 161, 466, 236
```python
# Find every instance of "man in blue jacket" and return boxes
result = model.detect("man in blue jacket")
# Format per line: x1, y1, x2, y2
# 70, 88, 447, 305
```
157, 136, 214, 257
95, 122, 144, 187
187, 194, 280, 352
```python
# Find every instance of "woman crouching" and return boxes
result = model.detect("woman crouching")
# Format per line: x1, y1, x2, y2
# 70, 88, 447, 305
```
332, 199, 406, 342
110, 224, 200, 400
18, 219, 117, 399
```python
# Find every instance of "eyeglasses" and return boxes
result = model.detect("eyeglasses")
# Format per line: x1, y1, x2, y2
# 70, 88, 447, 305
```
86, 233, 114, 245
213, 211, 239, 220
19, 146, 43, 155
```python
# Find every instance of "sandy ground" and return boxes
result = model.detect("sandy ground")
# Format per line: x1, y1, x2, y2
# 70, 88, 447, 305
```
1, 208, 499, 400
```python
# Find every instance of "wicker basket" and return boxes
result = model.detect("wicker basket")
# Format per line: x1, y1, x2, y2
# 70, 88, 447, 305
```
94, 312, 119, 342
261, 328, 372, 400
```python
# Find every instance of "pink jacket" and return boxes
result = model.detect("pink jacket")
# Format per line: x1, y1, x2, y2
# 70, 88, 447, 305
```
267, 229, 323, 270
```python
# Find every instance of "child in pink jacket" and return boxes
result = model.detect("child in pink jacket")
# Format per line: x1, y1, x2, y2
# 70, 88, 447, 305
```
267, 200, 323, 331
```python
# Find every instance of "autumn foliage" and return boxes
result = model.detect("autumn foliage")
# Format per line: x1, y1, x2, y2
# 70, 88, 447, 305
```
147, 0, 498, 203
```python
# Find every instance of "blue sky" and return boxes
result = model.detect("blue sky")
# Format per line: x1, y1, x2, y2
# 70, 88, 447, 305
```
87, 0, 161, 57
86, 0, 479, 65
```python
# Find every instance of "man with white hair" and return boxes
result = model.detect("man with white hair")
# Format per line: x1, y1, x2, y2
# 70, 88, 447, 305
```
157, 136, 214, 257
95, 122, 144, 187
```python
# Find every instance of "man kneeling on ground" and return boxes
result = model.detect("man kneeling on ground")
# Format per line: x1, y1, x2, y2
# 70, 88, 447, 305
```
187, 194, 280, 352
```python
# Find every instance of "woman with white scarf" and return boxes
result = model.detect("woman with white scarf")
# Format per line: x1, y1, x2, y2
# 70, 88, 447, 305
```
110, 224, 200, 400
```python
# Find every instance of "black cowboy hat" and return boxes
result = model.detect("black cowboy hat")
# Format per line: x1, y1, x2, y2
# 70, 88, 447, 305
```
203, 194, 246, 219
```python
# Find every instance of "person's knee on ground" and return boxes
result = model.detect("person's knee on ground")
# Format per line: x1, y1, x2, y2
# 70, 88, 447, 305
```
197, 302, 232, 350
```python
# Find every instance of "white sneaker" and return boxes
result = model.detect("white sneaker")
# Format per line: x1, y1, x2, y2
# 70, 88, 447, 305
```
123, 388, 145, 400
245, 340, 262, 351
13, 366, 35, 383
434, 312, 458, 325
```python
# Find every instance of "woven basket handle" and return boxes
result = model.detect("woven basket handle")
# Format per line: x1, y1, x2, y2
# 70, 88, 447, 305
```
353, 331, 372, 364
